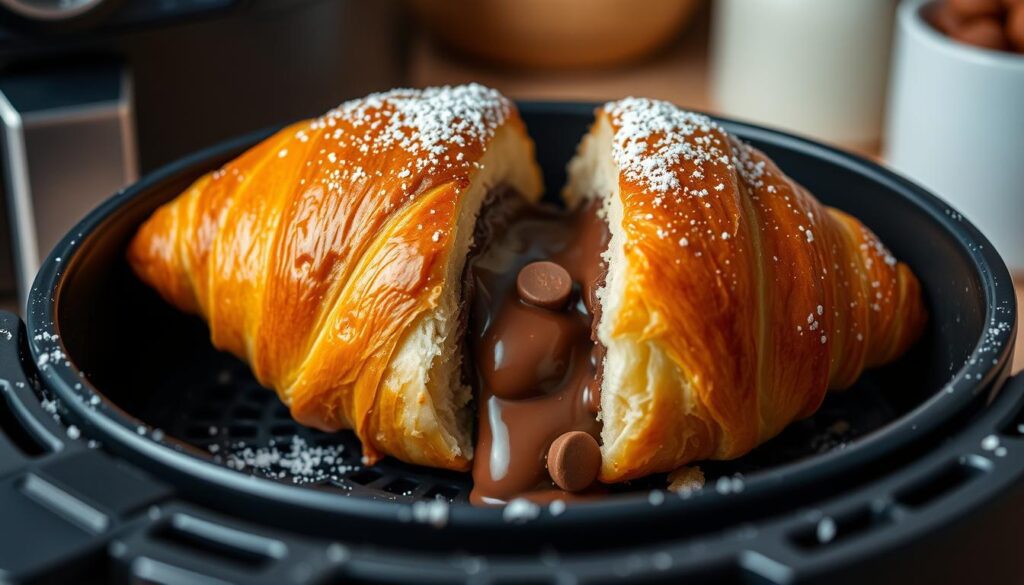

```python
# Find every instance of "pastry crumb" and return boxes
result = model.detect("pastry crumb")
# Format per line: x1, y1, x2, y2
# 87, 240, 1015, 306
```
667, 465, 705, 494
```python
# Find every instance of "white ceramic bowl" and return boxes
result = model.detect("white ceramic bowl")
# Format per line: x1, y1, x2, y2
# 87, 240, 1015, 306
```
885, 0, 1024, 271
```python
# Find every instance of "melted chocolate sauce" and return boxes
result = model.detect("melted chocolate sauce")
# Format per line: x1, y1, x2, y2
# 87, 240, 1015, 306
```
466, 192, 609, 505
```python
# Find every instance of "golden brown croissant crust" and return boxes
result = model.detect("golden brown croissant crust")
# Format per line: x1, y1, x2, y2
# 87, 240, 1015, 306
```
571, 99, 927, 482
128, 85, 543, 471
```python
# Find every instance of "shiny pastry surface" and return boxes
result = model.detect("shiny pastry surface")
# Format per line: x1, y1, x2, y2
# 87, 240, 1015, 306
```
567, 99, 927, 482
128, 84, 544, 471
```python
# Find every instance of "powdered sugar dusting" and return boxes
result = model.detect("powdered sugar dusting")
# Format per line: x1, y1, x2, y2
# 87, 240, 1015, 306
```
208, 84, 511, 221
602, 98, 776, 262
219, 436, 351, 485
314, 83, 509, 178
502, 498, 541, 523
859, 225, 898, 268
728, 135, 767, 188
410, 499, 450, 528
33, 331, 68, 370
605, 98, 727, 194
605, 98, 766, 195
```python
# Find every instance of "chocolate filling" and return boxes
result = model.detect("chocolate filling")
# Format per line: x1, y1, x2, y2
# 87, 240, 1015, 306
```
465, 188, 610, 505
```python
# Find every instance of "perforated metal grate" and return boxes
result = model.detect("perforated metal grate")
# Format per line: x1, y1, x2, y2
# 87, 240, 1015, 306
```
136, 349, 895, 504
143, 357, 472, 503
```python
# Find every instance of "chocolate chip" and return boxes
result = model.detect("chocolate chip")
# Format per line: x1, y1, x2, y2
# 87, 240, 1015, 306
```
948, 0, 1005, 19
1008, 5, 1024, 51
932, 3, 966, 34
517, 261, 573, 310
547, 431, 601, 492
951, 17, 1010, 50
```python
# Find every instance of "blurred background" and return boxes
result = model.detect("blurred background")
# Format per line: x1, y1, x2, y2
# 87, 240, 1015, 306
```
0, 0, 1019, 369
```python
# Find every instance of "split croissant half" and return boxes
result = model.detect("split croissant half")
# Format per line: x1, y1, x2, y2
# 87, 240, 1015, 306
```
128, 85, 926, 483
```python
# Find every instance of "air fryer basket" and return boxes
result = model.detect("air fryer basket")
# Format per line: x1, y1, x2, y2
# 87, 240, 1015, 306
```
2, 102, 1020, 583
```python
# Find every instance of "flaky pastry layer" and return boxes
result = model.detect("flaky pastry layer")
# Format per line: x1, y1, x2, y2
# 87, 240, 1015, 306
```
565, 99, 926, 482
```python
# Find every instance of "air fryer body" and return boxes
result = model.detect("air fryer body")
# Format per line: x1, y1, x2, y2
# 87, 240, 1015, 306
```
0, 0, 406, 300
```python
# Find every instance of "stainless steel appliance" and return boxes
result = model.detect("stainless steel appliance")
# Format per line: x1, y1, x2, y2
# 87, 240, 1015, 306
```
0, 0, 406, 303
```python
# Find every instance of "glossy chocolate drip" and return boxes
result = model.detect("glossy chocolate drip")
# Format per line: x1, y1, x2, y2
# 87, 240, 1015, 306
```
466, 193, 610, 505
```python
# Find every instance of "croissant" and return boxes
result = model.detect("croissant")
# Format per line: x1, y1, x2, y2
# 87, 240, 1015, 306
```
129, 86, 926, 503
566, 98, 927, 483
128, 84, 543, 471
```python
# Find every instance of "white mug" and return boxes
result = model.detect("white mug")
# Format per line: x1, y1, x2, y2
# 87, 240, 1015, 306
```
885, 0, 1024, 271
710, 0, 897, 147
